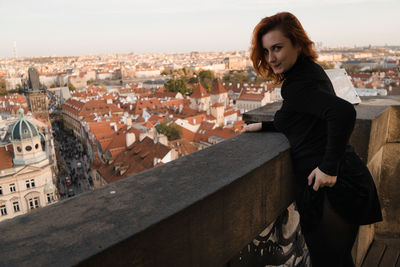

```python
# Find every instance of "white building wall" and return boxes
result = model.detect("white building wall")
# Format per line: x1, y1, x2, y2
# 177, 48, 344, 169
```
161, 150, 172, 163
0, 159, 57, 222
175, 118, 200, 133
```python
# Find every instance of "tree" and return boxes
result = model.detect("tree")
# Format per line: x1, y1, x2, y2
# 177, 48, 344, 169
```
188, 76, 199, 84
164, 78, 191, 95
198, 70, 215, 91
156, 121, 182, 141
16, 84, 24, 94
223, 71, 251, 84
67, 82, 76, 91
86, 79, 95, 85
161, 69, 172, 75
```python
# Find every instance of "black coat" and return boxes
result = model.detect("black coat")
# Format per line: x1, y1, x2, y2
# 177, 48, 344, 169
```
261, 56, 382, 233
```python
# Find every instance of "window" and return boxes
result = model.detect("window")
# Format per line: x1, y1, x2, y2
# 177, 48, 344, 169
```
9, 184, 16, 193
25, 145, 32, 151
30, 179, 35, 188
0, 205, 7, 216
29, 197, 40, 209
26, 180, 31, 189
0, 186, 2, 195
13, 202, 20, 212
46, 193, 55, 203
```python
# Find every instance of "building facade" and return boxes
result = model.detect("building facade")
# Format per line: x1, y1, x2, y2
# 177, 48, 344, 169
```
0, 109, 58, 222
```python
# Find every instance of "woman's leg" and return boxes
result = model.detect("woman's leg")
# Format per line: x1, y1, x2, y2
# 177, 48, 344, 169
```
303, 194, 359, 267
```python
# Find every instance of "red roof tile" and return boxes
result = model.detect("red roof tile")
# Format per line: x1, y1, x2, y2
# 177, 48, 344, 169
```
190, 84, 210, 98
210, 80, 227, 95
97, 136, 171, 183
0, 145, 13, 170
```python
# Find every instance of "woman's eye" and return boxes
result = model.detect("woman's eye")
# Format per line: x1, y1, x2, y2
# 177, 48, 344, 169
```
264, 49, 269, 55
273, 46, 281, 51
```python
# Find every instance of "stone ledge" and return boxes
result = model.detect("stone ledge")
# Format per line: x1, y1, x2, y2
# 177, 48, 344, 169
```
244, 95, 400, 123
0, 131, 293, 267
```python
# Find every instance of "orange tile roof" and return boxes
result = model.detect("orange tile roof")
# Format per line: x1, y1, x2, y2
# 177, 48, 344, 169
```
153, 91, 180, 98
210, 80, 227, 95
104, 125, 143, 157
0, 145, 13, 170
62, 99, 123, 119
190, 83, 210, 98
211, 102, 224, 108
184, 113, 208, 125
175, 124, 196, 142
193, 121, 239, 143
233, 120, 245, 132
169, 139, 198, 156
97, 136, 171, 183
0, 94, 28, 115
238, 89, 266, 101
224, 109, 239, 116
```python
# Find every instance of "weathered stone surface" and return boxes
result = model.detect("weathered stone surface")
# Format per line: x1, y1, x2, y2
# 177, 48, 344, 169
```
375, 142, 400, 238
353, 224, 375, 267
387, 106, 400, 142
243, 96, 400, 123
0, 131, 294, 267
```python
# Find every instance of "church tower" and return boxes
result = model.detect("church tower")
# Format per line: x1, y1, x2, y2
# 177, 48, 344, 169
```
26, 67, 48, 118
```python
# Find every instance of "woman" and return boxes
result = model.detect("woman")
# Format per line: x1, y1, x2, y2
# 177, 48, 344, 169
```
242, 12, 382, 267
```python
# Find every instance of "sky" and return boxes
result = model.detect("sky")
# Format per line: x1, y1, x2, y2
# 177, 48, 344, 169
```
1, 0, 399, 58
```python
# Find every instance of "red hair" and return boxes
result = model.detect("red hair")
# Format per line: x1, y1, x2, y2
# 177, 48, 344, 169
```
250, 12, 318, 83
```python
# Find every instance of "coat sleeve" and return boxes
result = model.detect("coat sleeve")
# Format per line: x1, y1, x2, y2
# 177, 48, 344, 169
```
283, 79, 356, 176
261, 121, 278, 132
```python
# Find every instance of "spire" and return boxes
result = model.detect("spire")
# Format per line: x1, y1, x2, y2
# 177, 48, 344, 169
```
210, 80, 227, 95
190, 83, 210, 98
17, 107, 24, 118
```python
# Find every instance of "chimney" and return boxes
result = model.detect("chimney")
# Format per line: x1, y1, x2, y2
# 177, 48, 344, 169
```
126, 116, 132, 127
126, 132, 135, 147
153, 157, 159, 166
110, 122, 117, 132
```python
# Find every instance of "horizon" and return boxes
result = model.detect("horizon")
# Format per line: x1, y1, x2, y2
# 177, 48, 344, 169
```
1, 44, 400, 60
1, 0, 399, 58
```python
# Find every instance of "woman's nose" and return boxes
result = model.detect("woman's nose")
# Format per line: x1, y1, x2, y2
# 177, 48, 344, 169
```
268, 53, 276, 63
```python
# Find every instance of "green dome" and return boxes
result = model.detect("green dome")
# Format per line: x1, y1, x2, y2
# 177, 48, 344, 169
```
11, 110, 40, 141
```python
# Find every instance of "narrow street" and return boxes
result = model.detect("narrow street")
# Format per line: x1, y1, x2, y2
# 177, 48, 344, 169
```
52, 121, 93, 199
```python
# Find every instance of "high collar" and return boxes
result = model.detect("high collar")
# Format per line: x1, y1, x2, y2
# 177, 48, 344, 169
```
283, 55, 309, 80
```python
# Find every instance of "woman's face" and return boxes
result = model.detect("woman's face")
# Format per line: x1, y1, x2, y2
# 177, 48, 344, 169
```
262, 29, 300, 74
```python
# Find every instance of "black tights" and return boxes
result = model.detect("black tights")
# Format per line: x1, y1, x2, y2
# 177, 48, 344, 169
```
303, 194, 359, 267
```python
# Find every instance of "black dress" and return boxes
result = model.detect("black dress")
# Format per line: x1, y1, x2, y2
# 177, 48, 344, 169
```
261, 56, 382, 233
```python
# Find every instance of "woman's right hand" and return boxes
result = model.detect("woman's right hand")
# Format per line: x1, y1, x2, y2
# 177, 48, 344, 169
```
241, 122, 262, 133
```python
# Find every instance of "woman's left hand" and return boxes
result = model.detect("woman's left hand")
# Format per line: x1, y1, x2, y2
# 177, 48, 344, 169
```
308, 167, 337, 191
